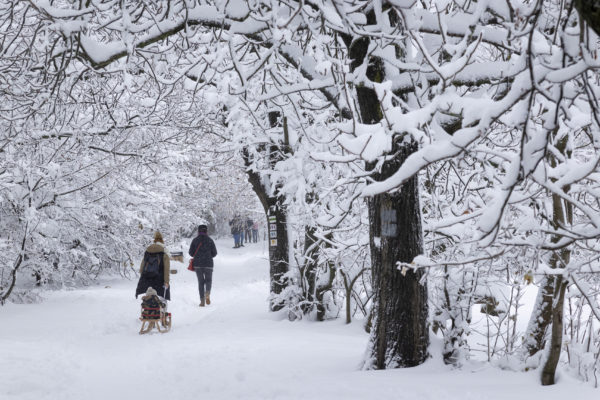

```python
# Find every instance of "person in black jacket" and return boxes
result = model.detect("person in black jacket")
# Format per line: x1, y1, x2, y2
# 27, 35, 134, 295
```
188, 224, 218, 307
245, 217, 253, 244
229, 215, 242, 248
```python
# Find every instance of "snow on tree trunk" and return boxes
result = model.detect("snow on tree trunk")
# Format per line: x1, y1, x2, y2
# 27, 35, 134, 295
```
267, 202, 290, 311
517, 131, 573, 381
348, 18, 428, 367
524, 276, 555, 358
365, 139, 429, 368
0, 226, 27, 305
540, 193, 572, 384
301, 224, 319, 316
541, 275, 568, 385
244, 159, 290, 312
242, 111, 291, 312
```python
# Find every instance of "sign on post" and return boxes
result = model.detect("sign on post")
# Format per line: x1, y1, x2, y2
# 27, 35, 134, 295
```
381, 207, 397, 237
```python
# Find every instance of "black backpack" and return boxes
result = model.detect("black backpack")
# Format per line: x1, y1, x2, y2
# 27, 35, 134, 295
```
142, 252, 163, 278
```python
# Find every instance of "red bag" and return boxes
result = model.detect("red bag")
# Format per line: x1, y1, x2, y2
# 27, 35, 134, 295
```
188, 240, 202, 271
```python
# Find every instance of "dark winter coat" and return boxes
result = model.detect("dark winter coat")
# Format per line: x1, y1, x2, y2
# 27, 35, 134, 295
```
188, 233, 217, 269
141, 295, 163, 319
135, 243, 171, 300
229, 217, 242, 234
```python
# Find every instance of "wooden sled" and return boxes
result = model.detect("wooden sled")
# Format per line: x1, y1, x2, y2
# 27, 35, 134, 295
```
139, 311, 172, 334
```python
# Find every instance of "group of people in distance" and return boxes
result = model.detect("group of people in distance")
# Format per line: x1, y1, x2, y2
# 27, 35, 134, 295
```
228, 215, 259, 248
135, 224, 218, 309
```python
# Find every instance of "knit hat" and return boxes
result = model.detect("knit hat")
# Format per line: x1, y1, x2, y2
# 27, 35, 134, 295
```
198, 225, 208, 233
153, 231, 164, 243
142, 286, 158, 301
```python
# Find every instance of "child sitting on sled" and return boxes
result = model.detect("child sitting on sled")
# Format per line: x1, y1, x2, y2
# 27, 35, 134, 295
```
139, 287, 171, 334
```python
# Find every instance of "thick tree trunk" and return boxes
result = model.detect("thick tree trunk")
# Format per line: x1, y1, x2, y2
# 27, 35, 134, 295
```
244, 160, 289, 311
348, 13, 428, 368
242, 112, 290, 312
366, 140, 429, 368
266, 201, 289, 311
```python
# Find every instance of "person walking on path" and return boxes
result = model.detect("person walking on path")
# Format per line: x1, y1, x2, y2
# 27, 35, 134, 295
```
252, 220, 259, 243
245, 217, 253, 244
229, 215, 242, 248
136, 231, 171, 300
189, 224, 218, 307
238, 216, 245, 247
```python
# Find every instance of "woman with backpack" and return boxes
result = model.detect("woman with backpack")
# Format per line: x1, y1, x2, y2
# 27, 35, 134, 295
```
135, 231, 171, 300
189, 224, 218, 307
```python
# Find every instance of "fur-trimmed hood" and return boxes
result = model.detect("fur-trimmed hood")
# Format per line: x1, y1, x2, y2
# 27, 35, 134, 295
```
145, 242, 169, 255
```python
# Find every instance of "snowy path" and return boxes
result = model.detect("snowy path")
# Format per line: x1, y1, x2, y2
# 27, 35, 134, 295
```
0, 239, 597, 400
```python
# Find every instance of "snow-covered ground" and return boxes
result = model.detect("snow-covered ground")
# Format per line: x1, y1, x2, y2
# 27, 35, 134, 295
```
0, 239, 596, 400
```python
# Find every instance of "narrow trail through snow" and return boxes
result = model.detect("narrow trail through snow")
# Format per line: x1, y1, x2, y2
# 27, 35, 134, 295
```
1, 239, 596, 400
0, 240, 365, 400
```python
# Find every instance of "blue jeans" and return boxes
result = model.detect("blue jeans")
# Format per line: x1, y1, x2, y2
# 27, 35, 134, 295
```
233, 232, 241, 247
195, 268, 213, 300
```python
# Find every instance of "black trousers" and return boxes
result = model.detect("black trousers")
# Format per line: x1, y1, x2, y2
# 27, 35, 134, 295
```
195, 268, 213, 300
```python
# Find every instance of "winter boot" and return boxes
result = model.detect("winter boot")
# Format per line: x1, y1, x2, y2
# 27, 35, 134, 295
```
206, 292, 211, 305
199, 297, 205, 307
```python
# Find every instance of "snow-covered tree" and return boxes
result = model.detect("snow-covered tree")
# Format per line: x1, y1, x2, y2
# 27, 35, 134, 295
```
3, 0, 600, 385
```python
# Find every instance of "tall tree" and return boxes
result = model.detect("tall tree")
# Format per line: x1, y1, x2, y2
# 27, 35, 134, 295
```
242, 111, 291, 311
345, 8, 428, 368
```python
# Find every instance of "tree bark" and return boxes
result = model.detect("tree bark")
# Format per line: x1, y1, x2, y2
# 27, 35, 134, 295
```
315, 252, 336, 321
539, 192, 572, 384
541, 275, 567, 385
244, 157, 289, 311
524, 276, 555, 356
299, 221, 336, 321
366, 139, 429, 368
348, 15, 429, 368
574, 0, 600, 36
266, 201, 290, 311
241, 112, 290, 312
1, 226, 27, 305
301, 224, 319, 315
523, 124, 572, 381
